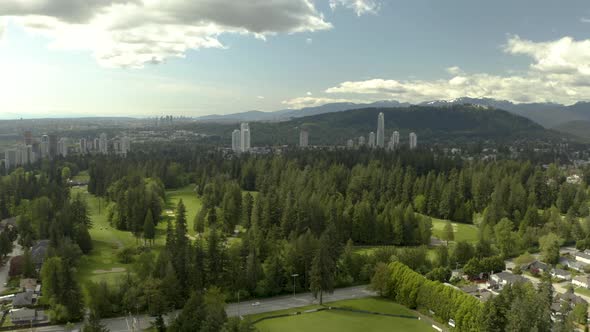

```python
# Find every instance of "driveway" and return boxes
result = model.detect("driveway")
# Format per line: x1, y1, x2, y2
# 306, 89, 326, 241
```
0, 241, 23, 293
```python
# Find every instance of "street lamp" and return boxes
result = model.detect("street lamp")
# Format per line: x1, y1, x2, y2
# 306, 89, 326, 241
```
291, 274, 299, 297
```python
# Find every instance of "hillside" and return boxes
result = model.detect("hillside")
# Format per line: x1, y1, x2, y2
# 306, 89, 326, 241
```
191, 105, 560, 146
553, 120, 590, 141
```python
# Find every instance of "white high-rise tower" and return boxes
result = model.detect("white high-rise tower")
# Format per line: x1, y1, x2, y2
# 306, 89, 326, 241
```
368, 132, 376, 148
389, 131, 400, 150
99, 133, 108, 154
232, 129, 241, 152
409, 132, 417, 150
240, 123, 250, 152
376, 112, 385, 148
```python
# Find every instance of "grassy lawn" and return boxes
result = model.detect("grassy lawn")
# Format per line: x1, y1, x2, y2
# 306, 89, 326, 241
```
254, 297, 429, 332
574, 287, 590, 297
165, 185, 202, 236
431, 217, 478, 243
353, 246, 437, 262
73, 184, 204, 286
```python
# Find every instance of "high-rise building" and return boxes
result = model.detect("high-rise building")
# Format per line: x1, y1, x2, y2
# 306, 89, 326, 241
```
376, 112, 385, 148
58, 138, 68, 157
99, 133, 108, 154
409, 132, 417, 150
389, 131, 400, 150
49, 134, 58, 159
299, 128, 309, 148
4, 150, 17, 170
358, 136, 365, 146
40, 135, 49, 158
23, 131, 33, 146
121, 136, 131, 156
368, 132, 376, 148
346, 139, 354, 149
231, 129, 241, 152
79, 138, 88, 155
240, 123, 250, 152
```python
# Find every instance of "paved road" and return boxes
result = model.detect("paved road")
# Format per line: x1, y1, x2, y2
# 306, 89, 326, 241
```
12, 285, 376, 332
0, 241, 22, 293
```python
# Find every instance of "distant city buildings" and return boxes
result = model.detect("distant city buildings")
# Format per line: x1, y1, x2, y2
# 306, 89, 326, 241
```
99, 133, 108, 154
299, 128, 309, 148
358, 136, 365, 146
4, 131, 131, 170
368, 132, 376, 148
389, 131, 400, 150
409, 132, 418, 150
376, 112, 385, 148
346, 139, 354, 149
231, 129, 241, 153
230, 123, 251, 153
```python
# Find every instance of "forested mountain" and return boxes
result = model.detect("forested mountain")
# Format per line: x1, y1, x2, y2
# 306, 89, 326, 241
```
191, 105, 559, 146
194, 97, 590, 129
553, 120, 590, 141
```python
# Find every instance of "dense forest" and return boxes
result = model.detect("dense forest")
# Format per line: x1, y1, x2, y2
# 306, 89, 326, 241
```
0, 143, 589, 331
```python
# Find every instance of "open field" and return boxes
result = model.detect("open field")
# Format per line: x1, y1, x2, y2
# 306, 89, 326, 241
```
431, 217, 478, 243
253, 297, 430, 332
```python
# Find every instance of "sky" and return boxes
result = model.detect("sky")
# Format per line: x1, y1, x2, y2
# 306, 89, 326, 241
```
1, 0, 590, 118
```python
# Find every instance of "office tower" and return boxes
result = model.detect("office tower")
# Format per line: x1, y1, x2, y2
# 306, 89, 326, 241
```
231, 129, 241, 152
121, 136, 131, 156
4, 150, 17, 170
368, 132, 376, 148
409, 132, 417, 150
93, 138, 100, 151
79, 138, 87, 155
40, 135, 49, 158
346, 139, 354, 149
240, 123, 250, 152
49, 134, 58, 159
58, 138, 68, 157
23, 131, 32, 146
26, 145, 36, 164
376, 112, 385, 148
99, 133, 108, 154
358, 136, 365, 146
299, 128, 309, 148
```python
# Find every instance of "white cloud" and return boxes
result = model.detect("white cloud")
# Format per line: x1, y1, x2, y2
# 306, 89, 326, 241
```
1, 0, 336, 68
318, 36, 590, 105
306, 91, 313, 96
581, 17, 590, 23
257, 95, 265, 99
306, 37, 313, 44
329, 0, 380, 16
282, 96, 361, 109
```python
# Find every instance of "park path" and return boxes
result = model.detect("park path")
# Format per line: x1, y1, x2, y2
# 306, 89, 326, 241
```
0, 240, 23, 293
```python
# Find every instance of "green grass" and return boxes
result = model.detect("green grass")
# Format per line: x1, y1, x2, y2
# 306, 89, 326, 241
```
353, 246, 437, 263
574, 287, 590, 297
165, 185, 203, 236
254, 297, 429, 332
72, 170, 90, 182
73, 184, 204, 286
431, 217, 478, 243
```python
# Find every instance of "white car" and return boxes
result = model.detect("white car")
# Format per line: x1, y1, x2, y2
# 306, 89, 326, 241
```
251, 301, 261, 306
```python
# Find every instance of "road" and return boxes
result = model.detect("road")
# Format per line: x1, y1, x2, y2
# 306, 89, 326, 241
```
0, 241, 22, 293
12, 285, 376, 332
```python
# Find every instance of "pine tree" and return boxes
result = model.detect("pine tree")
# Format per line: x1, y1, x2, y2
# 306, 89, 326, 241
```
144, 210, 156, 246
310, 232, 336, 305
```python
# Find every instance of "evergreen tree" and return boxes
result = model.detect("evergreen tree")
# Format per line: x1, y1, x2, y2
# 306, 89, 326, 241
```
143, 210, 155, 246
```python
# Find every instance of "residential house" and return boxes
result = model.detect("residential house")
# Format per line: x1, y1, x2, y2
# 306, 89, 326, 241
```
9, 308, 46, 325
31, 240, 50, 271
19, 278, 37, 292
560, 256, 587, 272
575, 251, 590, 265
573, 275, 590, 289
489, 272, 529, 289
0, 217, 17, 230
12, 291, 33, 308
551, 269, 572, 281
522, 260, 549, 274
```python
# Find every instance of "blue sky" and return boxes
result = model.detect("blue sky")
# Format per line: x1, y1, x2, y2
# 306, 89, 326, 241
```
1, 0, 590, 118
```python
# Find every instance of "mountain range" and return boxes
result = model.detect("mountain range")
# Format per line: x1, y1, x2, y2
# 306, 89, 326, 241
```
190, 105, 560, 146
195, 97, 590, 131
